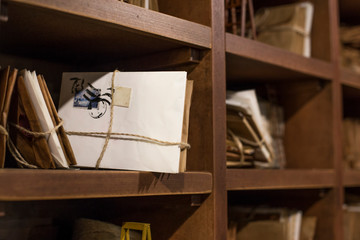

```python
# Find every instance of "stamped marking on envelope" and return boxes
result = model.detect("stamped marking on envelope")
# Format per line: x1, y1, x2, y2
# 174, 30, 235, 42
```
113, 86, 132, 108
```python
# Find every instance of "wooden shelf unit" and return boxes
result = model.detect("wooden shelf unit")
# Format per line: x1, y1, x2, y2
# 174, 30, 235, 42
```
0, 0, 358, 239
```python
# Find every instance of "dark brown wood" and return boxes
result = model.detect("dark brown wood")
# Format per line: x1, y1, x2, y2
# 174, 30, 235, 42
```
329, 0, 344, 239
339, 0, 360, 24
120, 47, 201, 71
157, 0, 211, 27
227, 169, 335, 190
2, 0, 210, 61
306, 190, 336, 240
211, 0, 227, 239
310, 0, 331, 61
0, 170, 212, 200
341, 68, 360, 89
283, 81, 333, 169
0, 0, 353, 239
343, 170, 360, 187
226, 33, 333, 81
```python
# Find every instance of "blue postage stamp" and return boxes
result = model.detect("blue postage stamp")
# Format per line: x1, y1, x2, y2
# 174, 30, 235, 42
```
73, 87, 101, 109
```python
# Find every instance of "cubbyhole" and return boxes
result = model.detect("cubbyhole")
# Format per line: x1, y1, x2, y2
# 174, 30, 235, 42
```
225, 0, 331, 61
342, 85, 360, 170
228, 189, 336, 240
0, 194, 209, 240
226, 79, 333, 169
339, 1, 360, 75
0, 47, 212, 172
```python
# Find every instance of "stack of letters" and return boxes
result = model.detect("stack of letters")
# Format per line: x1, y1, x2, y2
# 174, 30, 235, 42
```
0, 66, 76, 168
226, 89, 286, 168
226, 90, 274, 168
254, 2, 314, 57
58, 71, 192, 173
1, 67, 192, 173
228, 206, 317, 240
340, 26, 360, 73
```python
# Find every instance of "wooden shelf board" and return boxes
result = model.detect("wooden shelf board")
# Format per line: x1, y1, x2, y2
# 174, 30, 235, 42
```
1, 0, 210, 62
0, 169, 212, 201
226, 169, 335, 190
341, 68, 360, 89
226, 33, 333, 81
343, 170, 360, 187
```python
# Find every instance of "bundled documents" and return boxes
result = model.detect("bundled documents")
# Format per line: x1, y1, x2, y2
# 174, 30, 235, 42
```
58, 71, 192, 173
5, 68, 76, 168
340, 26, 360, 74
228, 206, 316, 240
226, 90, 275, 168
254, 2, 314, 57
259, 99, 286, 168
0, 66, 76, 169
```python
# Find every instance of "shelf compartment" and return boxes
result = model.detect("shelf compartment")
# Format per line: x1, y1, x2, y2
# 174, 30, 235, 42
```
226, 33, 333, 81
339, 0, 360, 24
0, 169, 212, 200
227, 169, 335, 190
1, 0, 211, 61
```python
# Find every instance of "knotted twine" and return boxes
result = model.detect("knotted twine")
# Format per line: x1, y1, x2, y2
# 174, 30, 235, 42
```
0, 124, 38, 168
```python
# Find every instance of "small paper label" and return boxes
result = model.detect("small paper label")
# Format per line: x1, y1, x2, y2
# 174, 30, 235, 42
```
113, 86, 132, 108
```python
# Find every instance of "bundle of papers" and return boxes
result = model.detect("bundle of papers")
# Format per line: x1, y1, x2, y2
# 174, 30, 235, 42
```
228, 207, 316, 240
58, 71, 192, 173
7, 69, 76, 168
0, 66, 76, 168
226, 90, 274, 168
259, 99, 286, 169
254, 2, 314, 57
340, 26, 360, 74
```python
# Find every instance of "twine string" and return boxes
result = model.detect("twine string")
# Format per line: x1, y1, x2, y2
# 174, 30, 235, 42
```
94, 70, 117, 169
10, 120, 64, 137
66, 131, 191, 149
1, 124, 38, 168
0, 125, 8, 137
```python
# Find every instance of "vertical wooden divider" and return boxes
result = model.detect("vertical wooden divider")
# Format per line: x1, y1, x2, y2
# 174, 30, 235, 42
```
211, 0, 227, 239
329, 0, 344, 239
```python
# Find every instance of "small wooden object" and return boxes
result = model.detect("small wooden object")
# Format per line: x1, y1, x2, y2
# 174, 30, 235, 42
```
120, 222, 152, 240
225, 0, 256, 39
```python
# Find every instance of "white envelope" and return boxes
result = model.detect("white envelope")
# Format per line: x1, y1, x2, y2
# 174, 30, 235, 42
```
58, 71, 188, 173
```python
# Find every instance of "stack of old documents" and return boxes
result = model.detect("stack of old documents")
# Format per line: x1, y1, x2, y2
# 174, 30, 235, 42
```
226, 90, 275, 168
1, 66, 76, 168
254, 2, 314, 57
